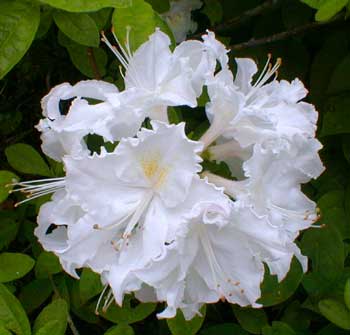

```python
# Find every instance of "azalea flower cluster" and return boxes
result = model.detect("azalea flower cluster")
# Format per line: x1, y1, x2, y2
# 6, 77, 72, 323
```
17, 28, 324, 319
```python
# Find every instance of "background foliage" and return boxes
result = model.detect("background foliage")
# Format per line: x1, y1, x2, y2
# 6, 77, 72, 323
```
0, 0, 350, 334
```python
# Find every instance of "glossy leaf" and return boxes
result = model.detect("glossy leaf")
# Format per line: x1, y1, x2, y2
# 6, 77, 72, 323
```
0, 171, 18, 204
344, 278, 350, 310
0, 283, 31, 335
167, 306, 206, 335
33, 299, 68, 335
0, 253, 35, 283
328, 53, 350, 94
19, 279, 53, 313
262, 321, 296, 335
38, 0, 131, 12
321, 96, 350, 136
0, 0, 40, 79
202, 0, 223, 25
104, 324, 135, 335
35, 252, 62, 279
5, 144, 52, 177
112, 0, 174, 52
145, 0, 170, 13
0, 213, 20, 251
232, 306, 268, 334
79, 268, 103, 305
53, 11, 100, 47
315, 0, 348, 21
258, 258, 304, 306
301, 224, 344, 296
319, 299, 350, 330
58, 32, 107, 78
100, 296, 157, 324
310, 31, 348, 105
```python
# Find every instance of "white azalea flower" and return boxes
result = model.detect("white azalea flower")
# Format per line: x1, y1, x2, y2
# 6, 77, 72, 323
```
34, 189, 117, 277
204, 135, 324, 234
102, 29, 199, 122
62, 121, 205, 303
16, 28, 326, 322
161, 0, 202, 43
38, 80, 143, 161
200, 56, 318, 149
173, 30, 229, 96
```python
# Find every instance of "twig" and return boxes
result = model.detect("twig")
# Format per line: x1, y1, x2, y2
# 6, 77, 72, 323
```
49, 275, 81, 335
230, 18, 340, 51
87, 47, 101, 80
192, 0, 280, 39
215, 0, 278, 32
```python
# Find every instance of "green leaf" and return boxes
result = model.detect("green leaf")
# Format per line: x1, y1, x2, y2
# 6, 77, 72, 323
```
168, 107, 183, 124
319, 299, 350, 329
301, 223, 344, 296
35, 252, 62, 279
232, 306, 268, 334
0, 0, 40, 79
201, 323, 249, 335
5, 144, 52, 177
0, 171, 18, 204
0, 213, 20, 251
36, 8, 54, 39
281, 300, 311, 331
321, 96, 350, 136
145, 0, 170, 13
0, 326, 12, 335
262, 321, 296, 335
33, 299, 68, 335
0, 253, 35, 283
19, 279, 53, 313
69, 280, 100, 324
89, 8, 113, 30
38, 0, 131, 12
300, 0, 327, 9
58, 32, 107, 78
202, 0, 223, 25
344, 278, 350, 310
100, 295, 157, 324
104, 324, 135, 335
0, 283, 31, 335
79, 268, 103, 305
318, 190, 344, 211
315, 0, 348, 21
310, 31, 348, 106
167, 306, 206, 335
281, 1, 313, 29
112, 0, 174, 52
53, 11, 100, 47
258, 258, 304, 306
35, 321, 61, 335
328, 53, 350, 94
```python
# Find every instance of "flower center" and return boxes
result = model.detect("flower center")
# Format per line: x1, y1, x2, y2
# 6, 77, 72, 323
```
141, 155, 169, 190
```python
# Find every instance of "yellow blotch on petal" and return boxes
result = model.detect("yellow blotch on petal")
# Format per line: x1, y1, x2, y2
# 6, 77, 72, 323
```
141, 154, 169, 190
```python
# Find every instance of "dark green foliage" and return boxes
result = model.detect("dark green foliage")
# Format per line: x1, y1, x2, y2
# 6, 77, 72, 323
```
1, 0, 350, 334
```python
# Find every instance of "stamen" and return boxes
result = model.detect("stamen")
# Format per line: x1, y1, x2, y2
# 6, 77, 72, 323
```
95, 284, 109, 315
246, 55, 282, 101
197, 225, 237, 295
12, 178, 65, 207
101, 31, 129, 70
102, 288, 114, 312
